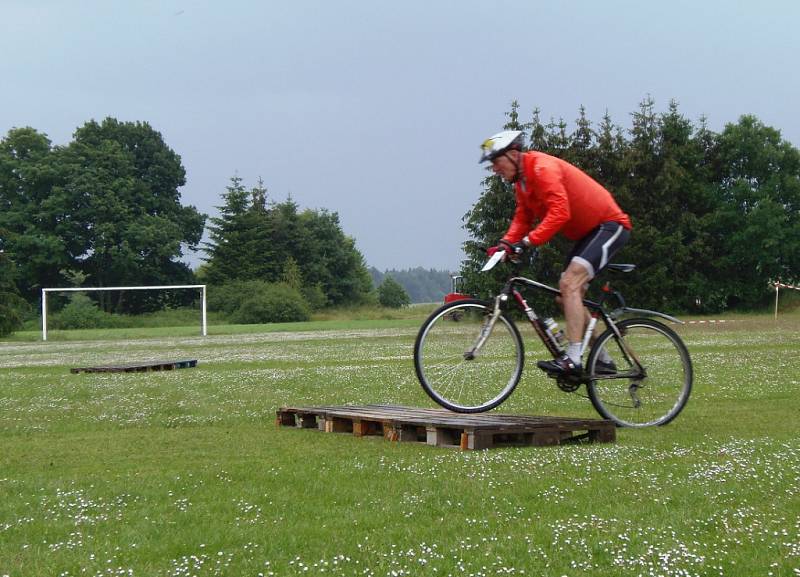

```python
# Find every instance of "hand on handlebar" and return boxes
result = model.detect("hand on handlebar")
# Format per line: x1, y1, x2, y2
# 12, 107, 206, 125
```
487, 241, 511, 258
488, 240, 528, 262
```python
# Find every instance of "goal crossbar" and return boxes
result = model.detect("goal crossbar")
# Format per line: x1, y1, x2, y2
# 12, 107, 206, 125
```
41, 285, 207, 341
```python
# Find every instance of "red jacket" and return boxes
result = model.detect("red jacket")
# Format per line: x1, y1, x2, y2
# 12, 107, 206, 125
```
502, 151, 632, 246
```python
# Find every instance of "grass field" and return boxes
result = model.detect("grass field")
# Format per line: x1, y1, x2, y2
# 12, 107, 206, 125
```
1, 311, 798, 576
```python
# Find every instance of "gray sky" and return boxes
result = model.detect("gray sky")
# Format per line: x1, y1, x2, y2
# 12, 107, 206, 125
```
2, 0, 798, 272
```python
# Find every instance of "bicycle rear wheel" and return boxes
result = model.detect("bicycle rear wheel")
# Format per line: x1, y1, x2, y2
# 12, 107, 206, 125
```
414, 299, 524, 413
586, 318, 692, 427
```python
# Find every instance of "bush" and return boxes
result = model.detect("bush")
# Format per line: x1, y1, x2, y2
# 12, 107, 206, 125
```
0, 291, 26, 337
301, 282, 328, 311
51, 293, 121, 330
207, 280, 269, 315
206, 281, 240, 315
228, 283, 310, 324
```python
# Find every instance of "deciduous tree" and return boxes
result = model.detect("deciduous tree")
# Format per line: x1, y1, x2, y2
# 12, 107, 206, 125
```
378, 276, 410, 308
0, 119, 206, 313
60, 119, 205, 311
0, 245, 26, 336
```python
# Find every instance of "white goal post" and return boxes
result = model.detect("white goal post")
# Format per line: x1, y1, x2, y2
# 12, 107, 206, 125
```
772, 281, 800, 320
41, 285, 207, 341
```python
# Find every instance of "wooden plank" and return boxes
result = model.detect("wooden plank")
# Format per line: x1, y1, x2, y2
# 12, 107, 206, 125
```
426, 426, 461, 448
276, 405, 615, 450
71, 359, 198, 374
279, 405, 599, 430
589, 426, 616, 443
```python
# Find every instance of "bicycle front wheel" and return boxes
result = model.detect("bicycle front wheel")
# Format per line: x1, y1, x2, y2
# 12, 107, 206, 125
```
414, 299, 524, 413
586, 318, 692, 427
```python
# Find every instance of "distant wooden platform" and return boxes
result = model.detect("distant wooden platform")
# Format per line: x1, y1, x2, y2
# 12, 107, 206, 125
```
70, 359, 198, 374
277, 404, 615, 450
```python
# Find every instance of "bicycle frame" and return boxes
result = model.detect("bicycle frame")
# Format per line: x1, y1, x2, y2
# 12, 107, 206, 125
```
484, 270, 680, 383
500, 275, 612, 357
416, 252, 694, 424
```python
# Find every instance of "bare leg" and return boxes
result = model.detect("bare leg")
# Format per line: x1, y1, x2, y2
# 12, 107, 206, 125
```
555, 288, 593, 343
559, 261, 592, 359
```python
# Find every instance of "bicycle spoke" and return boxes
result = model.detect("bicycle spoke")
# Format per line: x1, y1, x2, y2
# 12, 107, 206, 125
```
587, 319, 692, 427
414, 300, 523, 413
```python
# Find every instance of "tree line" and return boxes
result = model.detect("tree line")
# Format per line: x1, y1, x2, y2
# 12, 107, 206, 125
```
2, 99, 798, 334
462, 98, 800, 314
199, 175, 374, 318
369, 267, 453, 303
0, 118, 376, 334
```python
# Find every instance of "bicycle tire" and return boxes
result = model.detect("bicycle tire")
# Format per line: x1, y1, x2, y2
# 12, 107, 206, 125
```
586, 318, 693, 427
414, 299, 524, 413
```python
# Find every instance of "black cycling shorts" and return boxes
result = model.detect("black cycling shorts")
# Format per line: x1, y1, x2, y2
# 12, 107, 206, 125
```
567, 222, 630, 279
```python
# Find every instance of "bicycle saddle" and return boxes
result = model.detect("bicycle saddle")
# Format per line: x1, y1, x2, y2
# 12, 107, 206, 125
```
606, 263, 636, 273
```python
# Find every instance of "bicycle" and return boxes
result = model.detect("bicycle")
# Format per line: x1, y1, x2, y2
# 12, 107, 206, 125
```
413, 250, 693, 427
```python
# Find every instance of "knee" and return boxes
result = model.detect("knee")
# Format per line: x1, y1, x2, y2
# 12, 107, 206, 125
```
559, 275, 580, 296
561, 264, 591, 296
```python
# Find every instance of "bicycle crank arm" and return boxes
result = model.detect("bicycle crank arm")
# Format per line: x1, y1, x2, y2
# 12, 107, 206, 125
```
589, 370, 646, 381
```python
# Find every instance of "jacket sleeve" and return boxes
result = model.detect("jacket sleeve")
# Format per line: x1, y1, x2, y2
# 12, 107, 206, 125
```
501, 187, 533, 244
527, 165, 570, 245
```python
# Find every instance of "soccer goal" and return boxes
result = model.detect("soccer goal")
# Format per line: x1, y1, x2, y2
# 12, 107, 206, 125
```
41, 284, 207, 341
773, 281, 800, 319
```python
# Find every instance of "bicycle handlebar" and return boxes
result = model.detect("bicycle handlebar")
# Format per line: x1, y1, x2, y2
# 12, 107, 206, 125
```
481, 247, 538, 272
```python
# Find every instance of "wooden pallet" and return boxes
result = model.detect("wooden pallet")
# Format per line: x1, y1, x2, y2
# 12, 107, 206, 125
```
276, 404, 615, 450
70, 359, 198, 374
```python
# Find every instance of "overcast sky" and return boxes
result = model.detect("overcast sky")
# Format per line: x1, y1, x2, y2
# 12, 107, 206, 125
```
2, 0, 798, 272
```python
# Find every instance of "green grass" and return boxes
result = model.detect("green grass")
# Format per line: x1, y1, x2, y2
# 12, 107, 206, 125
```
12, 304, 439, 342
1, 311, 798, 576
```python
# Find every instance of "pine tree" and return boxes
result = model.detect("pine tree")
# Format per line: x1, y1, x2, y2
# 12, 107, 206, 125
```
567, 106, 595, 170
460, 99, 800, 313
203, 176, 374, 307
202, 175, 252, 285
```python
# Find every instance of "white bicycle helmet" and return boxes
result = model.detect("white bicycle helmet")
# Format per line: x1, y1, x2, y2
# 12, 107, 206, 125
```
479, 130, 525, 163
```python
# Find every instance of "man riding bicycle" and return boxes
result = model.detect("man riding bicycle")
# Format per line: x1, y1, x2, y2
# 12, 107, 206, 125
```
480, 130, 632, 377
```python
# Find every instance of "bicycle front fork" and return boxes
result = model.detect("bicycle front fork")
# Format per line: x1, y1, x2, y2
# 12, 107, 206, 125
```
463, 296, 504, 360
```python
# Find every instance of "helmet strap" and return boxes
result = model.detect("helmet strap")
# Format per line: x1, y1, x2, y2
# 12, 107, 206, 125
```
505, 151, 522, 183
